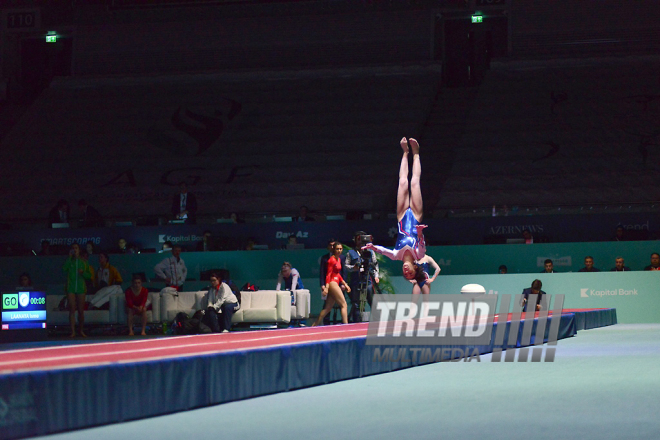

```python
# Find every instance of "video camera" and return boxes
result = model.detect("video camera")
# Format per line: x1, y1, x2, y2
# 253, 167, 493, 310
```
356, 234, 374, 270
358, 248, 374, 271
357, 234, 380, 283
359, 234, 373, 244
353, 233, 381, 321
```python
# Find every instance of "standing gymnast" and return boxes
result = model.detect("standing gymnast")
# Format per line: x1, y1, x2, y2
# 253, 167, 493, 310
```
409, 254, 441, 294
363, 137, 428, 283
312, 242, 350, 326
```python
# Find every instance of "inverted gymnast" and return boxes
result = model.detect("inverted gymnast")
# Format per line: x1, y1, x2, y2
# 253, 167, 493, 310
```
362, 137, 428, 284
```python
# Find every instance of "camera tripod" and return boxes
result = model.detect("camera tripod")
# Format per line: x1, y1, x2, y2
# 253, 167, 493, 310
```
355, 264, 381, 322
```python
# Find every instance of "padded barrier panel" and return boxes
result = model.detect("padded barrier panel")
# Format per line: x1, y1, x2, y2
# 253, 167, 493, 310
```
564, 308, 618, 331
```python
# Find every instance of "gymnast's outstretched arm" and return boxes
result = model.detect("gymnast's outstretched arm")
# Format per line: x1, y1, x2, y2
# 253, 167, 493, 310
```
362, 243, 397, 261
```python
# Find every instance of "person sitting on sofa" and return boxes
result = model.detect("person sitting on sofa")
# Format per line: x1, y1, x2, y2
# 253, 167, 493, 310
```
201, 272, 240, 333
89, 253, 125, 310
218, 269, 240, 297
125, 275, 150, 336
96, 253, 123, 288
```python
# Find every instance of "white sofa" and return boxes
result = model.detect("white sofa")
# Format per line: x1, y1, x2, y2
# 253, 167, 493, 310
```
159, 289, 291, 324
238, 290, 291, 323
46, 294, 118, 325
46, 291, 158, 326
159, 289, 202, 323
290, 289, 311, 321
46, 288, 296, 327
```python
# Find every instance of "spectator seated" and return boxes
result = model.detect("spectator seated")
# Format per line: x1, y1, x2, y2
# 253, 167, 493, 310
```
115, 291, 159, 325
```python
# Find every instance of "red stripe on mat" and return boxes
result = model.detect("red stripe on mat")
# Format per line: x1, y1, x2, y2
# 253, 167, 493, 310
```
0, 309, 606, 374
0, 324, 371, 373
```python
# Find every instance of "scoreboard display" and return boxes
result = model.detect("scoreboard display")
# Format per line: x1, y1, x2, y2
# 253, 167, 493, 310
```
1, 291, 48, 342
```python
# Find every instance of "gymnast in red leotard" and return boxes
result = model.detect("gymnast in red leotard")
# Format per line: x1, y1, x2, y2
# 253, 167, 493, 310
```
326, 254, 343, 284
312, 242, 350, 326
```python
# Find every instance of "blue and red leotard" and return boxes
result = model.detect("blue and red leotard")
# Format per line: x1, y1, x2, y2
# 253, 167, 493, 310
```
370, 208, 426, 261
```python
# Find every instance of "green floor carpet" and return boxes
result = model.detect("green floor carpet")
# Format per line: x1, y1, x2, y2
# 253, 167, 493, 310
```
34, 324, 660, 440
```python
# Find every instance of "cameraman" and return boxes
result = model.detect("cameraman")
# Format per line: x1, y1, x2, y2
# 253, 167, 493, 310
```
345, 231, 380, 323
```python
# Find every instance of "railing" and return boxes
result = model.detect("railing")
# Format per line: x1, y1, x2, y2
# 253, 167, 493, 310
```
1, 200, 659, 232
435, 201, 660, 218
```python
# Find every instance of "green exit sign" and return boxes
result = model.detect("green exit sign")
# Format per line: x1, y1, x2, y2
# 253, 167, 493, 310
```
46, 35, 57, 43
472, 15, 483, 23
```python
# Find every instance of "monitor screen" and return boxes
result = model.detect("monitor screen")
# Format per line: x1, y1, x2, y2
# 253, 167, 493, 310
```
1, 291, 47, 331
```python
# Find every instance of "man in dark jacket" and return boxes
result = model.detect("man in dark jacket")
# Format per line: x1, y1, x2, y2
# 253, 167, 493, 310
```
521, 279, 546, 312
78, 199, 103, 227
48, 199, 69, 227
171, 182, 197, 224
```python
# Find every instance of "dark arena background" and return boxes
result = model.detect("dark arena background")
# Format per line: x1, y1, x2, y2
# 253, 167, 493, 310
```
0, 1, 660, 439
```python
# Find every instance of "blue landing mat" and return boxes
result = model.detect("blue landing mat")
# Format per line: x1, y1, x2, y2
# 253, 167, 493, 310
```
566, 308, 618, 330
0, 309, 616, 440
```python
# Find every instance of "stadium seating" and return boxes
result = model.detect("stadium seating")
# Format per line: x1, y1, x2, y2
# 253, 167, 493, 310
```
0, 66, 440, 224
432, 57, 660, 212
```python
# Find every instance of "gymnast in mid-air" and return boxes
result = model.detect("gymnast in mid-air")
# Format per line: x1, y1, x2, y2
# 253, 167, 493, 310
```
362, 137, 430, 285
